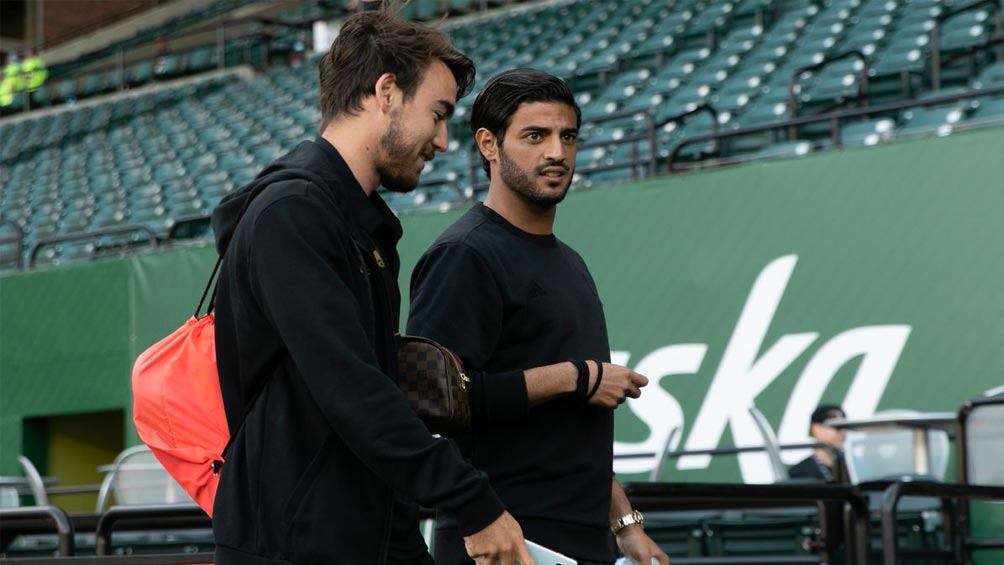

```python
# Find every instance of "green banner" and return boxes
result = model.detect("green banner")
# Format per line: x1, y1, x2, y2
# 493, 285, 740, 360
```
2, 127, 1002, 514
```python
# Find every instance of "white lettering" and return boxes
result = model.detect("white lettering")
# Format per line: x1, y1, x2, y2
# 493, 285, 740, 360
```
678, 255, 817, 482
610, 255, 908, 482
613, 344, 707, 474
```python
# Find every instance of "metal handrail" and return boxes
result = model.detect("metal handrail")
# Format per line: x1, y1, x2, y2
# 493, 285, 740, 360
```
0, 218, 25, 270
788, 50, 870, 139
27, 224, 159, 268
166, 213, 212, 240
941, 35, 1004, 70
657, 103, 720, 131
656, 102, 721, 165
0, 505, 75, 556
859, 480, 1004, 564
616, 441, 847, 483
623, 481, 871, 565
95, 503, 210, 556
614, 441, 832, 460
667, 83, 1004, 171
1, 554, 216, 565
932, 0, 1004, 89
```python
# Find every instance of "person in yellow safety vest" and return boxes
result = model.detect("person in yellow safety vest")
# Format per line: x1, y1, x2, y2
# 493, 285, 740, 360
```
0, 53, 22, 107
22, 50, 47, 92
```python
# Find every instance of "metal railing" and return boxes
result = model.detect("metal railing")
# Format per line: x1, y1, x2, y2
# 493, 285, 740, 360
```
95, 503, 210, 556
0, 218, 25, 270
667, 83, 1004, 171
931, 0, 1004, 90
2, 554, 215, 565
623, 481, 871, 565
788, 50, 870, 139
0, 505, 75, 556
616, 441, 847, 484
852, 480, 1004, 564
166, 214, 212, 240
27, 224, 159, 268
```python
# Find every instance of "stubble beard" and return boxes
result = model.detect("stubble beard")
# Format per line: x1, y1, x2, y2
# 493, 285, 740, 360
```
497, 145, 572, 210
376, 111, 421, 194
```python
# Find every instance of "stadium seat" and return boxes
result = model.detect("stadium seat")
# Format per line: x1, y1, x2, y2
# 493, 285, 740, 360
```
77, 72, 104, 96
128, 61, 155, 85
95, 445, 192, 513
840, 118, 897, 147
753, 140, 814, 160
705, 516, 815, 557
843, 413, 951, 484
4, 0, 1004, 270
969, 96, 1004, 122
645, 513, 710, 558
973, 61, 1004, 89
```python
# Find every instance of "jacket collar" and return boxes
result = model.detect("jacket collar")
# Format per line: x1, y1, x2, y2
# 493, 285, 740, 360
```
313, 136, 402, 243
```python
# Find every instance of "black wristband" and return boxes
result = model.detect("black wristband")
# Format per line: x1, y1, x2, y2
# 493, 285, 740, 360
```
568, 358, 589, 398
586, 360, 604, 400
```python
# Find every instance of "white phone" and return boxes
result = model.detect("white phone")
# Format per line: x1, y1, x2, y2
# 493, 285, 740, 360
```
525, 539, 577, 565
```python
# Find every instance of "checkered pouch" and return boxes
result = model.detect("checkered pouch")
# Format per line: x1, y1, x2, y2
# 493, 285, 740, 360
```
397, 336, 471, 436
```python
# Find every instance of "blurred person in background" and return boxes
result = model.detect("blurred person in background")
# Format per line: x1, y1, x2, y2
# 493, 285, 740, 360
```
789, 404, 847, 482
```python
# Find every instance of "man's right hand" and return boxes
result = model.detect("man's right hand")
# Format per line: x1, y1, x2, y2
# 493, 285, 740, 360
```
588, 362, 649, 408
463, 511, 536, 565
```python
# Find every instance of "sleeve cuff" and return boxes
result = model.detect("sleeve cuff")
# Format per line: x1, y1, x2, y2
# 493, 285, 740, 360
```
470, 369, 529, 427
453, 480, 506, 536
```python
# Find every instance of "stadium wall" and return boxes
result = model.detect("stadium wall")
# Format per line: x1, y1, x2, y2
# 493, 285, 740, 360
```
2, 127, 1002, 534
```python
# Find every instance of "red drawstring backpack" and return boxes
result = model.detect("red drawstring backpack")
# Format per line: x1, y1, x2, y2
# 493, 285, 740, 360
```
132, 169, 321, 517
132, 259, 228, 516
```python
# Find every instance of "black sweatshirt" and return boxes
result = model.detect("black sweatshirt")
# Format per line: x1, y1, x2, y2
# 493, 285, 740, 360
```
210, 139, 503, 565
408, 203, 615, 562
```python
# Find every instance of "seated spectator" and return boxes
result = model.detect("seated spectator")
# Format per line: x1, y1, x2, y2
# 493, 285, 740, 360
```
789, 404, 846, 482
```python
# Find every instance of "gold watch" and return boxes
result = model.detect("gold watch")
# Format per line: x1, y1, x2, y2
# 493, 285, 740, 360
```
610, 510, 644, 534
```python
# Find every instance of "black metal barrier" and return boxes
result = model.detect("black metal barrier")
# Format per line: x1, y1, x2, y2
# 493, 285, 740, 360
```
0, 505, 75, 556
855, 480, 1004, 565
662, 557, 820, 564
623, 482, 870, 565
1, 554, 214, 565
94, 503, 210, 556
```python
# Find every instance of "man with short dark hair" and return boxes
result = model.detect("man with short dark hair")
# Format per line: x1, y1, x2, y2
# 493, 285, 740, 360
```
789, 404, 847, 482
210, 11, 533, 565
408, 68, 669, 565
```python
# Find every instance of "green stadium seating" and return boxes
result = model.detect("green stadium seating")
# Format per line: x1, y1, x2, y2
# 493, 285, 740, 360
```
4, 0, 1004, 269
705, 516, 816, 557
970, 96, 1004, 120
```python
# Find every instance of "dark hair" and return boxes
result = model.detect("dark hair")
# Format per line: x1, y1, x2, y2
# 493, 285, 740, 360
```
810, 404, 845, 432
470, 68, 582, 176
317, 9, 475, 130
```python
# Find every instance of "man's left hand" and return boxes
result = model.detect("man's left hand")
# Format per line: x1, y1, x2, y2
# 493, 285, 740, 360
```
616, 525, 670, 565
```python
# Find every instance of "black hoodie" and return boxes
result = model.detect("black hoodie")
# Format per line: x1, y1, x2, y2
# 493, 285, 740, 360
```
210, 137, 503, 564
